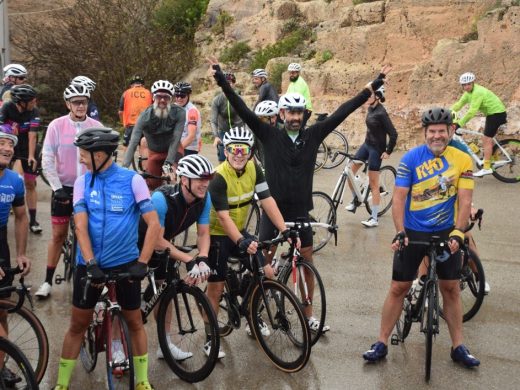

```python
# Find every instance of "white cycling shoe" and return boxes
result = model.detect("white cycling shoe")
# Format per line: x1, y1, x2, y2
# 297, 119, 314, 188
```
308, 317, 330, 333
157, 343, 193, 361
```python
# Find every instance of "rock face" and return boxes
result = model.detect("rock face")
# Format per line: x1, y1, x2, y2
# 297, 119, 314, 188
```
193, 0, 520, 149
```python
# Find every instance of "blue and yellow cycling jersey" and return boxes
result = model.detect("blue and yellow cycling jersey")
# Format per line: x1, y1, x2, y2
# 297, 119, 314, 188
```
395, 144, 474, 232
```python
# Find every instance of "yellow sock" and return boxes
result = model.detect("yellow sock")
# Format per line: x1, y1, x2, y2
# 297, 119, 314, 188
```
56, 358, 77, 387
133, 353, 149, 385
483, 159, 491, 170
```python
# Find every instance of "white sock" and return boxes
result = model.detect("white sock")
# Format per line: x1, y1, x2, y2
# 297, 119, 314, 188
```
371, 205, 379, 221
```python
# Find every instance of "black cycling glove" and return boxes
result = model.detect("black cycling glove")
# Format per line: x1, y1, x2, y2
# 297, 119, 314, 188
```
212, 64, 227, 86
128, 261, 148, 281
371, 78, 385, 91
86, 262, 105, 284
281, 229, 299, 242
237, 236, 255, 252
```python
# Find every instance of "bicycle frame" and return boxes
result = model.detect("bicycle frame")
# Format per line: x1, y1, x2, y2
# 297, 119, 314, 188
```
453, 128, 513, 169
330, 155, 370, 211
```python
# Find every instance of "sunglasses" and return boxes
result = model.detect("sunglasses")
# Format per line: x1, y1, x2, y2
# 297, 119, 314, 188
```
154, 93, 172, 101
226, 144, 251, 156
16, 76, 27, 81
69, 100, 89, 107
174, 93, 187, 99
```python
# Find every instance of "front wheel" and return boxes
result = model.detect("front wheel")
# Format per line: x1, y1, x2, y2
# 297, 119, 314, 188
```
310, 191, 337, 253
0, 337, 38, 389
105, 310, 134, 390
314, 141, 328, 172
80, 322, 97, 373
323, 130, 348, 169
249, 279, 311, 372
394, 295, 413, 342
491, 138, 520, 183
422, 283, 438, 383
365, 165, 396, 217
157, 284, 219, 383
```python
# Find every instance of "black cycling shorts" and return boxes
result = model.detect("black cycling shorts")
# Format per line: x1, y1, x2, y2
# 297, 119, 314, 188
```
72, 261, 141, 310
392, 228, 462, 282
484, 112, 507, 137
51, 186, 74, 220
354, 143, 383, 171
123, 126, 134, 147
259, 210, 313, 248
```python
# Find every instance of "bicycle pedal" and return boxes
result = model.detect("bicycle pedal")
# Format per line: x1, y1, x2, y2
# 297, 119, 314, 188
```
390, 334, 400, 345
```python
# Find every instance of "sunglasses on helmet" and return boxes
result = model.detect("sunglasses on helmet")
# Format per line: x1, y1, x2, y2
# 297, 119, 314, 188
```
226, 143, 251, 156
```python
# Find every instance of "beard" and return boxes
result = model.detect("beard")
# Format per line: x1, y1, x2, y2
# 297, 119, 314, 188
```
289, 75, 299, 82
153, 102, 171, 119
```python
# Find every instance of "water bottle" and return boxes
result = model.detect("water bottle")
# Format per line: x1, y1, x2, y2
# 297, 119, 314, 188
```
411, 276, 425, 306
94, 301, 106, 324
468, 142, 479, 154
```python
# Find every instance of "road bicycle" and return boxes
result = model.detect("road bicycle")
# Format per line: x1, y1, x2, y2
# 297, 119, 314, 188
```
453, 127, 520, 183
79, 270, 136, 389
141, 249, 219, 383
214, 237, 311, 372
391, 236, 452, 382
54, 218, 76, 285
311, 151, 396, 252
0, 265, 49, 385
314, 113, 349, 170
0, 336, 38, 389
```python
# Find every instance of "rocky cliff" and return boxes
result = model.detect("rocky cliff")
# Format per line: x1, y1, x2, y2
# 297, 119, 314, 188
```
190, 0, 520, 149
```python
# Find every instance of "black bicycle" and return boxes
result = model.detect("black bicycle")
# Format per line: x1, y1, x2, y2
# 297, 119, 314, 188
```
0, 336, 38, 389
215, 237, 312, 372
55, 218, 77, 285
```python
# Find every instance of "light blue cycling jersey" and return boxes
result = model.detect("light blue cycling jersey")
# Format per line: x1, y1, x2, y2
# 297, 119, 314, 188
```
152, 190, 211, 227
73, 164, 154, 268
0, 169, 25, 227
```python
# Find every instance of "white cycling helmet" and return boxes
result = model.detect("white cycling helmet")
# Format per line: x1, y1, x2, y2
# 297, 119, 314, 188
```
278, 93, 306, 111
252, 69, 268, 78
459, 72, 476, 84
0, 131, 18, 147
176, 154, 215, 179
223, 126, 254, 147
63, 84, 91, 101
3, 64, 28, 78
151, 80, 174, 95
375, 85, 385, 103
287, 63, 301, 72
254, 100, 279, 117
72, 76, 96, 92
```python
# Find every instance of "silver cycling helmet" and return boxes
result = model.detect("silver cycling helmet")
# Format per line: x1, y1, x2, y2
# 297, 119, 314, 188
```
3, 64, 28, 78
287, 63, 301, 72
176, 154, 215, 179
151, 80, 174, 95
223, 126, 254, 147
254, 100, 279, 116
63, 84, 91, 101
252, 69, 268, 78
0, 131, 18, 147
459, 72, 476, 84
278, 92, 306, 111
71, 75, 96, 92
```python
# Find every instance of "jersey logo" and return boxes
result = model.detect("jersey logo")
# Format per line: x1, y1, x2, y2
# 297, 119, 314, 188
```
415, 158, 444, 180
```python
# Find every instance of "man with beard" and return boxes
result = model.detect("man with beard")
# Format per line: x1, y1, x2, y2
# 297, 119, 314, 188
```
286, 63, 312, 126
251, 68, 278, 109
209, 57, 388, 333
362, 107, 479, 369
123, 80, 185, 190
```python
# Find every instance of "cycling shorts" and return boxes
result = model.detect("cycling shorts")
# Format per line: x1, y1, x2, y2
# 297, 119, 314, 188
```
72, 261, 141, 310
0, 226, 13, 299
259, 209, 313, 248
392, 227, 462, 282
51, 186, 73, 225
354, 143, 382, 171
123, 126, 135, 147
484, 112, 507, 137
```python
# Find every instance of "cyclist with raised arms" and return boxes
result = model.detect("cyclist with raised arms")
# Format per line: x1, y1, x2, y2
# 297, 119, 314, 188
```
345, 85, 398, 228
35, 84, 102, 299
210, 57, 388, 332
53, 128, 160, 390
123, 80, 185, 190
174, 82, 201, 156
0, 84, 42, 233
1, 64, 28, 103
451, 72, 507, 177
137, 154, 214, 361
0, 131, 31, 386
362, 107, 480, 368
205, 127, 298, 358
71, 75, 100, 121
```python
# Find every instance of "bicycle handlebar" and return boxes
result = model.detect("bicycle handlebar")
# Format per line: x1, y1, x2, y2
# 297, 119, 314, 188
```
0, 266, 28, 312
331, 150, 367, 164
285, 220, 338, 246
81, 270, 132, 304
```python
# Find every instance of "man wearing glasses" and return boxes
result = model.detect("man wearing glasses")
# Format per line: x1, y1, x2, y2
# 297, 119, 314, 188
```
123, 80, 185, 190
173, 82, 201, 156
35, 84, 102, 299
0, 64, 28, 103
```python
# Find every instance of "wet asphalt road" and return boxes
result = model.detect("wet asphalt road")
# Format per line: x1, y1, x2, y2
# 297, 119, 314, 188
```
6, 144, 520, 389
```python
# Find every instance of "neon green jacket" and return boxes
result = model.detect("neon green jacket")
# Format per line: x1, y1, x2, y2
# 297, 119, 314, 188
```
451, 83, 506, 126
286, 76, 313, 110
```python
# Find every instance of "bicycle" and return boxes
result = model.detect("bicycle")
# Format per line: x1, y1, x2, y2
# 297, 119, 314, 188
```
0, 265, 49, 385
311, 151, 397, 252
141, 249, 219, 383
453, 127, 520, 183
391, 236, 451, 382
54, 218, 77, 285
0, 336, 38, 389
79, 270, 136, 389
314, 113, 349, 169
214, 237, 312, 372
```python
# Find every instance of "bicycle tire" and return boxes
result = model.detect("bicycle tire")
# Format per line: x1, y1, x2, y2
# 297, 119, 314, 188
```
249, 279, 311, 372
279, 258, 326, 346
0, 300, 49, 384
314, 141, 328, 172
395, 296, 413, 342
245, 201, 261, 237
365, 165, 396, 217
0, 336, 38, 389
80, 322, 97, 373
105, 310, 134, 390
310, 191, 337, 253
35, 142, 51, 187
423, 283, 437, 382
157, 284, 219, 383
491, 138, 520, 183
323, 130, 348, 169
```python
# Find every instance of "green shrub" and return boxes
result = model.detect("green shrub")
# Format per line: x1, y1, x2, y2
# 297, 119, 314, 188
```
270, 62, 289, 93
317, 50, 333, 64
220, 41, 251, 63
211, 10, 234, 35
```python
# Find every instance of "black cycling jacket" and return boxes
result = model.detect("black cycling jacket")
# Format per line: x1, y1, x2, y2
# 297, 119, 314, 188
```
364, 103, 397, 154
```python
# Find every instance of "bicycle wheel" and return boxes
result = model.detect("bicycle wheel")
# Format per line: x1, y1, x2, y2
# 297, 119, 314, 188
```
245, 201, 261, 237
249, 279, 311, 372
310, 191, 336, 253
157, 284, 219, 383
491, 138, 520, 183
314, 141, 327, 172
79, 322, 97, 372
105, 310, 134, 390
365, 165, 396, 217
423, 283, 437, 382
279, 259, 326, 346
0, 337, 38, 389
323, 130, 348, 169
0, 300, 49, 384
395, 295, 413, 342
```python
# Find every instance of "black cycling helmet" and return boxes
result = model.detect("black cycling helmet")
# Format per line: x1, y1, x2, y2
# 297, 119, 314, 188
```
174, 81, 192, 94
74, 127, 120, 154
421, 107, 453, 127
10, 84, 37, 104
130, 75, 144, 85
224, 72, 236, 83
